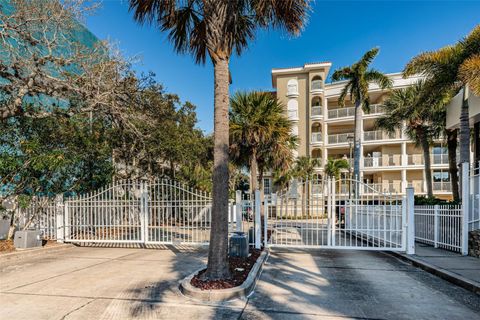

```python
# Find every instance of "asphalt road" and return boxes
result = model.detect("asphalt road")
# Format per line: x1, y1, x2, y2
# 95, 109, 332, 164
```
0, 245, 479, 319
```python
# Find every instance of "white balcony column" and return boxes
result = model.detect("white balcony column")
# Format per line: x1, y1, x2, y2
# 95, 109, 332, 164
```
401, 142, 407, 166
323, 123, 328, 146
323, 148, 328, 167
401, 169, 407, 193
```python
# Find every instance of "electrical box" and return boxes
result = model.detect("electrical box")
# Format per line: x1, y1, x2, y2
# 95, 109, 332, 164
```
14, 230, 42, 249
229, 232, 249, 258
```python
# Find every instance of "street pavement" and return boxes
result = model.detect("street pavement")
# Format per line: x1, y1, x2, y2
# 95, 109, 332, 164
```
0, 245, 479, 319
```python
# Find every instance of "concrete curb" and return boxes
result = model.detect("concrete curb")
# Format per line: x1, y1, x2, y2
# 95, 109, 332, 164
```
389, 251, 480, 295
0, 243, 74, 261
179, 249, 269, 302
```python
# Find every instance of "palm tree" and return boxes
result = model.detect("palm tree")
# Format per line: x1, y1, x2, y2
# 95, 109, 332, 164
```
331, 48, 393, 186
324, 158, 350, 180
129, 0, 310, 280
230, 91, 296, 194
292, 156, 320, 217
404, 25, 480, 168
376, 81, 443, 198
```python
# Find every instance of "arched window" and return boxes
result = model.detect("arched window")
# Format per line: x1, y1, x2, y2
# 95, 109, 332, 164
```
311, 75, 323, 91
287, 99, 298, 120
291, 125, 298, 136
312, 96, 322, 107
287, 79, 298, 96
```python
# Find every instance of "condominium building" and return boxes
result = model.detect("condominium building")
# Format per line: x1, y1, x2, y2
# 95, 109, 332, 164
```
268, 62, 452, 199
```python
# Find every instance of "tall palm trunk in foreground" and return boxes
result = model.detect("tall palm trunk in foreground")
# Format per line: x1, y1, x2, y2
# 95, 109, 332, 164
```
447, 129, 460, 201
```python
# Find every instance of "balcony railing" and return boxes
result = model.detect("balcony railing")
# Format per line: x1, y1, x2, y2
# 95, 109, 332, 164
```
311, 80, 323, 91
311, 106, 322, 117
363, 130, 401, 141
328, 107, 355, 119
311, 132, 322, 143
287, 110, 298, 121
433, 181, 452, 192
365, 104, 384, 115
408, 154, 423, 165
328, 132, 353, 144
432, 154, 449, 165
364, 155, 401, 167
363, 182, 402, 194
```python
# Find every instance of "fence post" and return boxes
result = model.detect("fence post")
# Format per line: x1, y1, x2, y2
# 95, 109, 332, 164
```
64, 201, 70, 242
235, 190, 242, 232
461, 162, 470, 255
140, 181, 149, 244
263, 196, 269, 248
55, 194, 64, 243
254, 190, 261, 249
331, 177, 336, 247
434, 204, 439, 248
406, 187, 415, 255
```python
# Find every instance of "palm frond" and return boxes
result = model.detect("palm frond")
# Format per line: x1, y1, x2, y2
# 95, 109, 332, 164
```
459, 54, 480, 95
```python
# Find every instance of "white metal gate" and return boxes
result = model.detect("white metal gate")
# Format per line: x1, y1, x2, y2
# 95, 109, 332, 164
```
266, 178, 406, 251
63, 179, 236, 245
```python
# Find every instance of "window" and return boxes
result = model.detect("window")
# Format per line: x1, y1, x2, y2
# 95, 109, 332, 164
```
287, 99, 298, 120
432, 145, 447, 154
263, 178, 271, 194
287, 79, 298, 95
311, 75, 323, 90
433, 170, 450, 182
291, 125, 298, 136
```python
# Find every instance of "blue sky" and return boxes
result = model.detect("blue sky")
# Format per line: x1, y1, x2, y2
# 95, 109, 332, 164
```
86, 1, 480, 133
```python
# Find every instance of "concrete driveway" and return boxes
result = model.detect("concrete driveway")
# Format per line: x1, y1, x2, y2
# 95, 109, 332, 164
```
1, 246, 479, 320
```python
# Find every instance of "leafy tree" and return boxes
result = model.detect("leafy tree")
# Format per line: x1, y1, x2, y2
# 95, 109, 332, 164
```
404, 25, 480, 168
230, 91, 296, 195
129, 0, 310, 280
331, 48, 392, 185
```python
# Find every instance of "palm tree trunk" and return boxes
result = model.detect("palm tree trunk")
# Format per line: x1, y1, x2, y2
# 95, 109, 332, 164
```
250, 150, 258, 192
447, 129, 460, 201
459, 86, 470, 200
419, 128, 433, 198
459, 86, 471, 165
202, 58, 231, 280
353, 100, 362, 194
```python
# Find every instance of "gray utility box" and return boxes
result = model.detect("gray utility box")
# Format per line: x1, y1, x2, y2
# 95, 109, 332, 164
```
14, 230, 42, 249
229, 232, 249, 258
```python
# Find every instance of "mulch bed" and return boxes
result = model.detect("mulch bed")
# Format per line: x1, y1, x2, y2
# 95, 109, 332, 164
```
0, 240, 15, 254
191, 248, 262, 290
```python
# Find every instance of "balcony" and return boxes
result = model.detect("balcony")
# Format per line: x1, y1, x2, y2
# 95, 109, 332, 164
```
310, 80, 323, 94
408, 154, 424, 166
364, 155, 401, 168
363, 182, 402, 194
328, 106, 355, 120
328, 132, 353, 145
432, 154, 449, 165
365, 104, 384, 115
287, 109, 299, 121
311, 132, 323, 144
311, 106, 322, 118
363, 130, 401, 142
433, 181, 452, 192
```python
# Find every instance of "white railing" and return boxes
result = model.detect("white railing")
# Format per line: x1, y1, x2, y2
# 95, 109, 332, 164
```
408, 154, 424, 165
311, 132, 322, 143
433, 181, 452, 192
414, 205, 463, 252
364, 155, 401, 167
364, 130, 401, 141
365, 104, 384, 115
13, 197, 58, 240
311, 80, 323, 91
328, 107, 355, 119
328, 132, 353, 144
469, 163, 480, 231
287, 109, 298, 120
311, 106, 322, 117
432, 154, 449, 165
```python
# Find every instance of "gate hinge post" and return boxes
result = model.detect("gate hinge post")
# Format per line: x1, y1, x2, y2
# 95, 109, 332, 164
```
406, 187, 415, 255
254, 190, 261, 249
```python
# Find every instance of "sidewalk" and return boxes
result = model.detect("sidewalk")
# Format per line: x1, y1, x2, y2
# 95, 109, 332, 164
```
392, 243, 480, 295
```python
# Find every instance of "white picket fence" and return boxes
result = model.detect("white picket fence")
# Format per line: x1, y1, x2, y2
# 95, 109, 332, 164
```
414, 205, 463, 252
